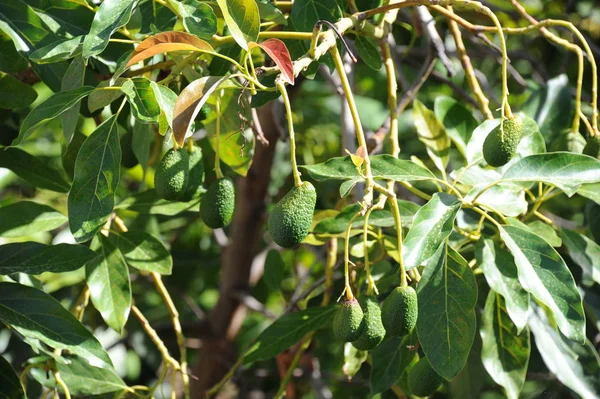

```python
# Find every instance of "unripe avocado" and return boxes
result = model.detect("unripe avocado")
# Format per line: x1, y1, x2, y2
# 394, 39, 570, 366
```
352, 296, 385, 351
181, 146, 204, 201
120, 130, 138, 169
407, 357, 443, 397
268, 181, 317, 248
381, 286, 418, 337
333, 298, 365, 342
583, 135, 600, 159
200, 178, 235, 228
154, 148, 190, 201
482, 115, 523, 167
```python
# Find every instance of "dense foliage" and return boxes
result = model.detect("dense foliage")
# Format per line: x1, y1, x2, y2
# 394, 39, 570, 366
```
0, 0, 600, 398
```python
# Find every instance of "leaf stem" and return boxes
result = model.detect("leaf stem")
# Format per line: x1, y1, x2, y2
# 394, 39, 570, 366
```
132, 305, 180, 369
215, 96, 223, 179
53, 371, 71, 399
277, 81, 302, 187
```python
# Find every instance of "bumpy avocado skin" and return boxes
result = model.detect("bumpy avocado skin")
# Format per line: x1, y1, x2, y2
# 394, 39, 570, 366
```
483, 115, 523, 167
407, 357, 443, 397
154, 148, 190, 201
333, 299, 365, 342
268, 181, 317, 248
200, 178, 235, 228
352, 296, 385, 351
583, 135, 600, 159
381, 286, 418, 337
182, 147, 204, 201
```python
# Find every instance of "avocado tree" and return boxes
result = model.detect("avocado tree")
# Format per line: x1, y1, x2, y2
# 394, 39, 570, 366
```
1, 0, 600, 398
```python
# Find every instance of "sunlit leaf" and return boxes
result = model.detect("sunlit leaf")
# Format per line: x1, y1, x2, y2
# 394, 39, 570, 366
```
251, 39, 294, 85
82, 0, 136, 58
167, 0, 217, 40
110, 230, 172, 275
0, 201, 67, 238
215, 0, 260, 50
561, 229, 600, 286
29, 36, 83, 64
0, 242, 96, 275
434, 96, 477, 157
0, 148, 70, 193
413, 99, 450, 174
126, 31, 215, 67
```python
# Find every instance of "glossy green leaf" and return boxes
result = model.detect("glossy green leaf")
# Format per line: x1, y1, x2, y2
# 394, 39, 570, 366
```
82, 0, 136, 58
61, 56, 85, 144
244, 306, 337, 364
291, 0, 338, 32
0, 282, 112, 367
499, 225, 586, 342
115, 189, 201, 215
466, 119, 500, 164
413, 99, 450, 174
402, 193, 461, 270
465, 182, 527, 217
110, 230, 172, 275
263, 249, 285, 290
150, 82, 177, 132
0, 355, 25, 399
0, 73, 37, 109
0, 242, 96, 275
343, 343, 368, 379
88, 78, 126, 112
68, 115, 121, 243
577, 183, 600, 205
168, 0, 217, 40
256, 0, 286, 25
434, 96, 477, 157
121, 77, 160, 123
52, 356, 127, 395
480, 292, 530, 399
476, 239, 529, 332
527, 220, 562, 247
561, 229, 600, 286
29, 36, 83, 64
14, 86, 94, 145
417, 245, 477, 380
0, 201, 67, 237
528, 306, 600, 399
355, 36, 381, 70
369, 334, 418, 395
86, 236, 131, 334
0, 32, 27, 73
0, 148, 70, 193
502, 152, 600, 196
215, 0, 259, 50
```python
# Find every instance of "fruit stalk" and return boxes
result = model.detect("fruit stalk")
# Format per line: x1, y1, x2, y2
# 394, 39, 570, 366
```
277, 81, 302, 187
344, 212, 361, 301
214, 96, 223, 179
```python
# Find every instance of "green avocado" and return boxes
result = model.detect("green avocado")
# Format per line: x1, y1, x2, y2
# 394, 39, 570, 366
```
583, 135, 600, 159
482, 115, 523, 167
200, 178, 235, 228
154, 148, 189, 201
381, 286, 418, 337
120, 130, 138, 169
407, 357, 443, 397
182, 146, 204, 201
352, 296, 385, 351
333, 298, 365, 342
268, 181, 317, 248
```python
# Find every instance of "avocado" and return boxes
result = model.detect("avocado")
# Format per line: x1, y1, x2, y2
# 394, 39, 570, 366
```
407, 357, 443, 397
352, 296, 385, 350
268, 181, 317, 248
154, 148, 190, 201
200, 178, 235, 228
333, 298, 365, 342
182, 146, 204, 201
482, 115, 523, 167
381, 286, 418, 337
583, 135, 600, 159
120, 130, 138, 169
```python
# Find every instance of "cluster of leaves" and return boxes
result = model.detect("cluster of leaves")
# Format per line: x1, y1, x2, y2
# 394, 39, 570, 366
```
0, 0, 599, 398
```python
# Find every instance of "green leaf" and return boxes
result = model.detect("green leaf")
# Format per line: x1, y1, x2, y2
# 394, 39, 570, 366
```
215, 0, 259, 50
502, 152, 600, 196
61, 56, 85, 144
82, 0, 136, 58
0, 242, 96, 275
29, 36, 83, 64
110, 230, 172, 275
417, 245, 477, 380
577, 183, 600, 205
0, 148, 70, 192
86, 236, 131, 334
291, 0, 338, 32
343, 343, 368, 379
476, 239, 529, 332
527, 220, 562, 247
0, 355, 25, 399
434, 96, 477, 157
301, 154, 435, 183
355, 36, 381, 70
14, 86, 94, 145
168, 0, 217, 40
0, 201, 67, 237
413, 99, 450, 174
54, 356, 127, 395
121, 77, 160, 123
480, 292, 530, 399
561, 229, 600, 286
466, 119, 500, 164
0, 282, 112, 367
150, 82, 177, 132
465, 182, 527, 217
115, 189, 201, 215
256, 0, 286, 25
0, 32, 27, 73
499, 225, 586, 342
369, 334, 418, 395
528, 306, 600, 399
88, 78, 125, 113
0, 73, 37, 109
244, 306, 337, 364
68, 115, 121, 243
263, 249, 285, 290
402, 193, 461, 270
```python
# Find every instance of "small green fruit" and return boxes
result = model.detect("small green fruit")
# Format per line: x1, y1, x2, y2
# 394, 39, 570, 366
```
583, 135, 600, 159
333, 299, 365, 342
200, 178, 235, 228
381, 286, 418, 337
182, 146, 204, 201
154, 148, 189, 201
482, 115, 523, 167
268, 181, 317, 248
407, 357, 443, 397
120, 130, 138, 169
352, 296, 385, 351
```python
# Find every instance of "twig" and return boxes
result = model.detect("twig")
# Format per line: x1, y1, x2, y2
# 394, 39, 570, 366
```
416, 6, 455, 76
132, 305, 180, 370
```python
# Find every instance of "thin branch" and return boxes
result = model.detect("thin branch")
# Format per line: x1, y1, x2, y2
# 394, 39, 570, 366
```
416, 6, 455, 76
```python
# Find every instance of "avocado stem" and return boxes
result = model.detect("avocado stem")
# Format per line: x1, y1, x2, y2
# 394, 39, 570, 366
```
214, 96, 223, 180
344, 211, 361, 301
277, 81, 303, 187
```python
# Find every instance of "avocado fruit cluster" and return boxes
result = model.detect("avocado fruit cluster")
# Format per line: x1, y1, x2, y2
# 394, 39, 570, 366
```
381, 285, 418, 337
200, 178, 235, 228
482, 115, 523, 167
407, 357, 443, 397
352, 296, 385, 350
154, 145, 205, 202
268, 181, 317, 248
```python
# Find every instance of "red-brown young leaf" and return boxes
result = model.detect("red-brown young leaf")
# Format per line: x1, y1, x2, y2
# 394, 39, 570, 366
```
251, 39, 294, 85
126, 31, 215, 67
